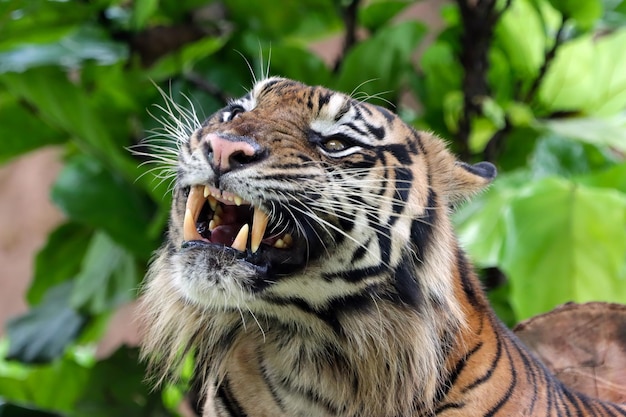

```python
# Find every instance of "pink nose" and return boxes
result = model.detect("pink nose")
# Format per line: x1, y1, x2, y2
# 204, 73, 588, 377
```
205, 133, 261, 173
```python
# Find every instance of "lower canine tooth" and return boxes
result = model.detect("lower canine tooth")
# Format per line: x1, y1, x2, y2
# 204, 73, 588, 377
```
274, 239, 285, 249
251, 207, 269, 253
231, 224, 249, 252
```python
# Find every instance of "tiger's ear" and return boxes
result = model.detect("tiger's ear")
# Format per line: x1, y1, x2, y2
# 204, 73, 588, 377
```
420, 132, 496, 205
443, 160, 497, 205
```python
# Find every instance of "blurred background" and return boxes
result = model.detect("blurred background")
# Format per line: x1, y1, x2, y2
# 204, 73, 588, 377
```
1, 0, 625, 415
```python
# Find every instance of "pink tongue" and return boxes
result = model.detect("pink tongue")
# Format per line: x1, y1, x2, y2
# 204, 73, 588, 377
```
210, 224, 242, 246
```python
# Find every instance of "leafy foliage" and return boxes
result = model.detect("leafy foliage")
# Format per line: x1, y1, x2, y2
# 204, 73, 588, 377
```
1, 0, 625, 414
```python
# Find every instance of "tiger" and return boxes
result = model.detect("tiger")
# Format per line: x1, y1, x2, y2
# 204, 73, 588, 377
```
140, 77, 626, 417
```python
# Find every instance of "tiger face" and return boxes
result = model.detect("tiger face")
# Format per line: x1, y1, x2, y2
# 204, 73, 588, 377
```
164, 77, 495, 320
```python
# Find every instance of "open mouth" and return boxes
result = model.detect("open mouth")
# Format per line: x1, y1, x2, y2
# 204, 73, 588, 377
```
182, 185, 304, 275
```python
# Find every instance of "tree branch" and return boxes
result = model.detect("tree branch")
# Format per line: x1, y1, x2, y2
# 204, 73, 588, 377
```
334, 0, 361, 73
455, 0, 505, 159
522, 15, 568, 103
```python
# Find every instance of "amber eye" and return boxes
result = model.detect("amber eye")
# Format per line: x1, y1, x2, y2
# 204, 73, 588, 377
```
322, 137, 347, 152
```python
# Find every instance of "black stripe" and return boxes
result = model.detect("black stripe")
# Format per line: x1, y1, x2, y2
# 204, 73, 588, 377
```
264, 292, 374, 334
561, 388, 583, 416
434, 340, 484, 407
350, 237, 371, 263
410, 187, 437, 261
389, 167, 413, 224
216, 378, 248, 417
511, 337, 538, 414
456, 247, 483, 309
317, 91, 331, 109
391, 258, 422, 308
384, 143, 413, 165
484, 334, 518, 416
364, 121, 385, 140
374, 105, 395, 123
258, 361, 288, 413
461, 330, 503, 393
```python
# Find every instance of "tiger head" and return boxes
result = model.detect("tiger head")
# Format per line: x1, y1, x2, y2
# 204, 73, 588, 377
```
151, 77, 495, 321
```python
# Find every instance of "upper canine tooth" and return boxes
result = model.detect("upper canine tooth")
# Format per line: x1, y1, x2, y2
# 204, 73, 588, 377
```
250, 207, 269, 253
184, 209, 202, 241
234, 196, 243, 206
183, 185, 204, 241
207, 195, 218, 211
203, 185, 210, 198
231, 224, 249, 252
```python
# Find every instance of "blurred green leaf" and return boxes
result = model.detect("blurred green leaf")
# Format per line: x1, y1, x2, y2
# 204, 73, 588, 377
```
51, 155, 156, 257
548, 0, 602, 28
358, 0, 411, 32
530, 135, 591, 177
132, 0, 159, 30
455, 172, 530, 266
0, 341, 90, 412
334, 21, 426, 99
0, 95, 65, 164
71, 232, 139, 314
420, 41, 462, 111
0, 26, 128, 73
578, 162, 626, 193
224, 0, 340, 39
501, 178, 626, 319
0, 67, 141, 185
496, 0, 545, 79
0, 402, 62, 417
540, 113, 626, 151
539, 30, 626, 116
74, 347, 169, 417
27, 223, 92, 306
6, 283, 88, 364
147, 36, 228, 81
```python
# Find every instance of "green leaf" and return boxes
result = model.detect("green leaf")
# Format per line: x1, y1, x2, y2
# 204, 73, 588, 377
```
147, 35, 228, 81
334, 21, 426, 99
0, 341, 90, 412
0, 94, 65, 164
6, 283, 88, 364
27, 223, 92, 306
51, 155, 157, 257
0, 67, 145, 192
539, 114, 626, 151
455, 172, 530, 266
246, 42, 331, 87
578, 162, 626, 194
547, 0, 602, 28
501, 178, 626, 319
0, 26, 128, 73
358, 0, 412, 32
73, 347, 168, 417
0, 402, 63, 417
224, 0, 340, 39
539, 30, 626, 116
495, 0, 545, 79
530, 135, 591, 178
420, 41, 462, 110
71, 231, 139, 314
132, 0, 159, 30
